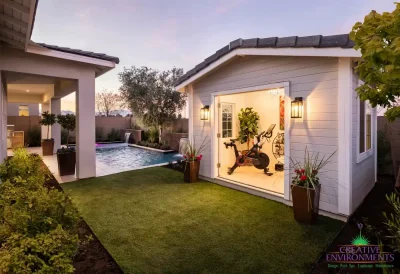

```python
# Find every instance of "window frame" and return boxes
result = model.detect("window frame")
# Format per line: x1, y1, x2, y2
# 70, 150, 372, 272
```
356, 98, 373, 163
18, 105, 29, 117
220, 102, 235, 139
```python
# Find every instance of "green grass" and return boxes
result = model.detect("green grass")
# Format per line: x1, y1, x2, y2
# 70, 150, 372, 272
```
63, 167, 343, 274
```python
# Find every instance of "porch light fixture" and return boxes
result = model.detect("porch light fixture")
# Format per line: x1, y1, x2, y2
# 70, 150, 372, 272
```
200, 105, 210, 120
291, 97, 303, 118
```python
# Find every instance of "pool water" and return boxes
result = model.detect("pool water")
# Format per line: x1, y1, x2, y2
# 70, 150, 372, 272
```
96, 143, 181, 170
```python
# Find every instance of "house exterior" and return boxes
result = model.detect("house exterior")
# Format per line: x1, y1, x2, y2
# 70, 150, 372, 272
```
7, 103, 39, 116
0, 0, 119, 179
175, 34, 376, 220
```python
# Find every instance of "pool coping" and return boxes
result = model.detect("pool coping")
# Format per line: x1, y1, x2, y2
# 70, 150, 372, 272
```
96, 161, 178, 177
128, 144, 175, 153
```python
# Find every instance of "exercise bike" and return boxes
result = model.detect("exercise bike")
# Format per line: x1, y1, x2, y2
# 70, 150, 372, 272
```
223, 124, 276, 175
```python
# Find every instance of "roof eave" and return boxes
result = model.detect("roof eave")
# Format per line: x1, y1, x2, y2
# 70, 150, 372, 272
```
175, 47, 361, 91
26, 44, 117, 76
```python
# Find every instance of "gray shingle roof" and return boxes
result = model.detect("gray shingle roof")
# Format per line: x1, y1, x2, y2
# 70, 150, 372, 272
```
175, 34, 354, 87
36, 43, 120, 64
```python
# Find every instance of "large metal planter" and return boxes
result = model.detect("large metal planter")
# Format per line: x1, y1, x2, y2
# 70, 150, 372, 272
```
57, 151, 76, 176
42, 139, 54, 156
184, 161, 200, 183
291, 184, 321, 224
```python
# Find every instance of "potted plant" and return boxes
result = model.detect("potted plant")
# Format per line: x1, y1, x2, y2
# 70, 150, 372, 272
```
56, 114, 76, 176
290, 148, 336, 224
183, 137, 207, 183
39, 111, 56, 156
238, 107, 259, 164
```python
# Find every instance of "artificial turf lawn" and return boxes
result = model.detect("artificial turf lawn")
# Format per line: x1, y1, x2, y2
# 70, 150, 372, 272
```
62, 167, 343, 274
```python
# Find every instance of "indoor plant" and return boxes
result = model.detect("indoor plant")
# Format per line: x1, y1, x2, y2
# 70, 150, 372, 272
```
238, 107, 260, 151
39, 111, 56, 156
183, 137, 207, 183
290, 148, 336, 224
56, 114, 76, 176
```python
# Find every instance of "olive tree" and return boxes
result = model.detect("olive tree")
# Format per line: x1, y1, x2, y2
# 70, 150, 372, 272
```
350, 3, 400, 187
118, 66, 186, 142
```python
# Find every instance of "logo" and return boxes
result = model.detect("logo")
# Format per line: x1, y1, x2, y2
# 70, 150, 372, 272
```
326, 223, 395, 270
351, 223, 370, 246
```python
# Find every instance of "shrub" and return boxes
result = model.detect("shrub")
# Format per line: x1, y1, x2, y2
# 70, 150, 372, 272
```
61, 129, 69, 145
0, 147, 47, 186
142, 130, 149, 142
39, 111, 56, 140
0, 226, 78, 273
136, 141, 170, 150
0, 147, 80, 273
383, 192, 400, 252
107, 128, 121, 142
95, 127, 104, 142
57, 114, 76, 146
27, 126, 41, 147
148, 127, 159, 143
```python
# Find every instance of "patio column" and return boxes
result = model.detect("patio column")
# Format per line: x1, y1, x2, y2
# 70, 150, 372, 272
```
51, 98, 61, 153
41, 101, 50, 139
76, 74, 96, 179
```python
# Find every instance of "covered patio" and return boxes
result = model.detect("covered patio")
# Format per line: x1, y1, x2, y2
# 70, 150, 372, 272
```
0, 0, 119, 178
8, 146, 119, 183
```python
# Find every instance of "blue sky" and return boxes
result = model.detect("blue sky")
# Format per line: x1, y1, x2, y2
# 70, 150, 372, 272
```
31, 0, 394, 109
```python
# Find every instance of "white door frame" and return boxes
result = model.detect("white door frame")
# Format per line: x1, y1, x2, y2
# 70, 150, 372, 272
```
210, 82, 291, 200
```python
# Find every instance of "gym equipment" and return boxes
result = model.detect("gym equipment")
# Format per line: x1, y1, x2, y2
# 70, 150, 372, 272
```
223, 124, 276, 175
272, 132, 284, 171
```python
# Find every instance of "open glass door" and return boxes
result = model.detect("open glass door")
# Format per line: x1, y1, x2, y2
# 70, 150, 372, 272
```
218, 100, 236, 177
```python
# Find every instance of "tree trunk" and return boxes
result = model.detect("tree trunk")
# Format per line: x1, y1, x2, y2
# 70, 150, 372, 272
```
158, 125, 162, 143
66, 130, 70, 147
396, 166, 400, 188
47, 126, 50, 140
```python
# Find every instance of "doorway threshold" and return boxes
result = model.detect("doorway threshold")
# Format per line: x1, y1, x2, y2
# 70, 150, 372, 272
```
204, 176, 287, 205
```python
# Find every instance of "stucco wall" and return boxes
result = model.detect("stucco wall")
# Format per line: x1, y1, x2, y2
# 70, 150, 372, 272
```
7, 116, 41, 145
7, 103, 39, 116
350, 72, 376, 212
191, 55, 340, 214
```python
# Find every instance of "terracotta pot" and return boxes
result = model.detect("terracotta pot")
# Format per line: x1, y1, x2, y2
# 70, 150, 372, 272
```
57, 151, 76, 176
42, 139, 54, 156
291, 184, 321, 224
184, 161, 200, 183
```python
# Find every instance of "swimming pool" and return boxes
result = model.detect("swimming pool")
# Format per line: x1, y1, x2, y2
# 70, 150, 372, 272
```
96, 143, 181, 173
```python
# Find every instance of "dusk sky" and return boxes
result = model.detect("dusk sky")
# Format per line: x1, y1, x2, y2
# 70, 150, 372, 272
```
31, 0, 394, 111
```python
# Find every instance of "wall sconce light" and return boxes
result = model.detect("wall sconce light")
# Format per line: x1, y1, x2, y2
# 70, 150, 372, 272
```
200, 105, 210, 120
291, 97, 303, 118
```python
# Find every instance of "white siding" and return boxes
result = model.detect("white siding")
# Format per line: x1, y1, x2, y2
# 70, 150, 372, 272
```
191, 55, 340, 214
351, 72, 375, 211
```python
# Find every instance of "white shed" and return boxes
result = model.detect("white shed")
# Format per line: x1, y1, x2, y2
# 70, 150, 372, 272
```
175, 34, 376, 220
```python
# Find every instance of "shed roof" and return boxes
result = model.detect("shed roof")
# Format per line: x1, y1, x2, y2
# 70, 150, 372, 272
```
174, 34, 355, 87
